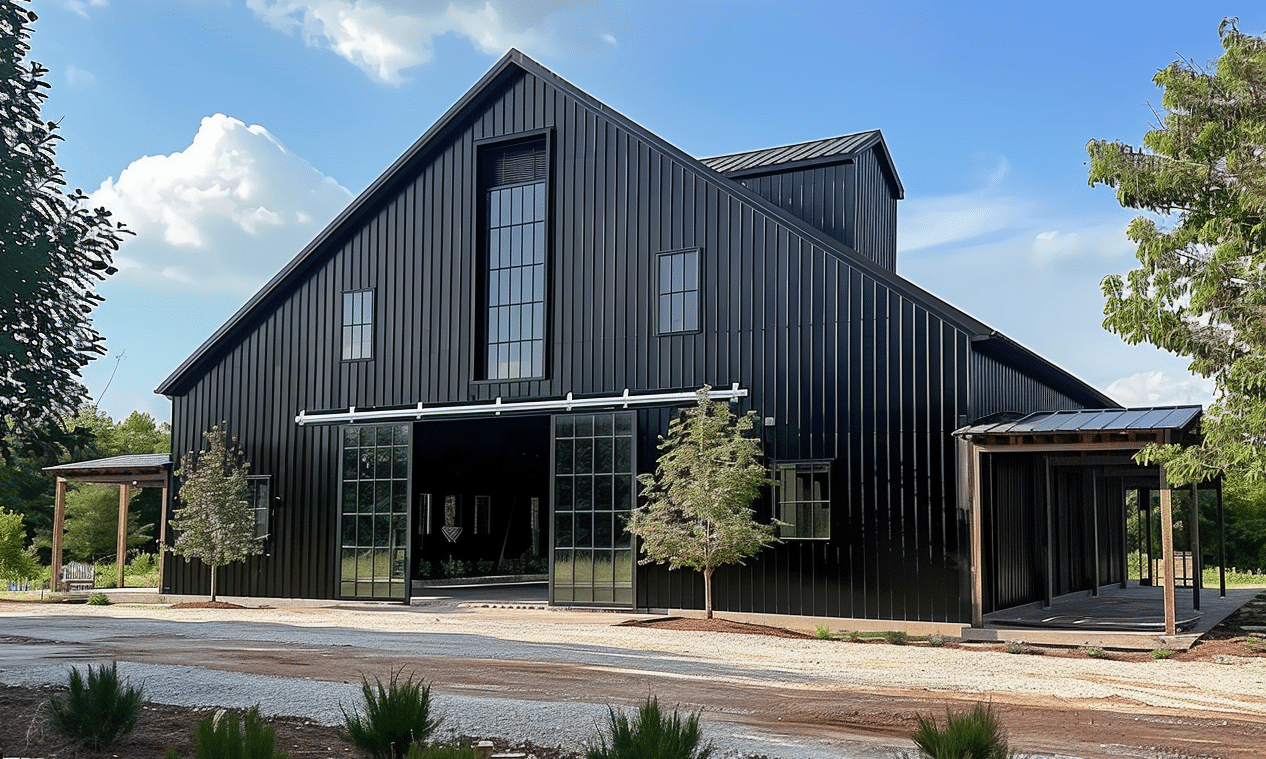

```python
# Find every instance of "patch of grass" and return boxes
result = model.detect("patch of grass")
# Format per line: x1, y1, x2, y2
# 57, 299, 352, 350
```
1151, 648, 1176, 659
815, 625, 836, 640
1004, 642, 1042, 655
926, 634, 949, 647
585, 696, 714, 759
906, 703, 1011, 759
342, 669, 440, 759
842, 629, 864, 642
1081, 646, 1109, 659
47, 662, 144, 750
1242, 635, 1266, 652
883, 630, 909, 646
164, 706, 291, 758
404, 742, 478, 759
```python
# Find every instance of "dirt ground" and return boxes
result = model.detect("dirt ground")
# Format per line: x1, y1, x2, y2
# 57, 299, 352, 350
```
4, 594, 1266, 759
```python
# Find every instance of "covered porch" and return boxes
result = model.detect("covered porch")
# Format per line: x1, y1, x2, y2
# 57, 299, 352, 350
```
957, 406, 1225, 638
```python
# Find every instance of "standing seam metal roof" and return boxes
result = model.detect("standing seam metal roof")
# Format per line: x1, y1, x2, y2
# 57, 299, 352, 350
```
955, 406, 1202, 437
700, 130, 882, 174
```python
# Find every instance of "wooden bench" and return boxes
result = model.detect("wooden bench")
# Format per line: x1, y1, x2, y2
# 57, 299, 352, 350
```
62, 561, 95, 593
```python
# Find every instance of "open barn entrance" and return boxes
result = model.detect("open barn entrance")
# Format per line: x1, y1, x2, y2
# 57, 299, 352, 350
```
411, 416, 550, 585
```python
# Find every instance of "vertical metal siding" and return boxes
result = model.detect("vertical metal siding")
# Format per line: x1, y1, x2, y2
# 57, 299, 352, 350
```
970, 351, 1085, 420
166, 68, 1057, 622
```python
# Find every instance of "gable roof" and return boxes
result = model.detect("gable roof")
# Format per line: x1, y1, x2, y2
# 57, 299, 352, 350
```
156, 50, 1110, 409
702, 130, 905, 199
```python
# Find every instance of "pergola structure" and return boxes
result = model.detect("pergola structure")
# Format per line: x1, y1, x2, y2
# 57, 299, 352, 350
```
956, 406, 1220, 635
42, 454, 172, 592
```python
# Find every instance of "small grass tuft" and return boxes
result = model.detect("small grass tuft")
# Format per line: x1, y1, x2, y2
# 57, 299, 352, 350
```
47, 662, 144, 750
585, 695, 714, 759
164, 706, 290, 758
403, 741, 478, 759
1081, 646, 1108, 659
1242, 635, 1266, 652
1003, 641, 1042, 656
906, 702, 1011, 759
843, 629, 864, 642
926, 633, 949, 647
883, 630, 909, 646
342, 669, 441, 759
815, 625, 836, 640
1151, 648, 1176, 660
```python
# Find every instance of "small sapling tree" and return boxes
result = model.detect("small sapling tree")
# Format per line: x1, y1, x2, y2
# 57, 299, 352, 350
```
626, 386, 779, 618
0, 508, 40, 584
171, 424, 258, 602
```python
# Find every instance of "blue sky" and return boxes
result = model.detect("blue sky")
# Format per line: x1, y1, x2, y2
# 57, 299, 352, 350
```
30, 1, 1262, 423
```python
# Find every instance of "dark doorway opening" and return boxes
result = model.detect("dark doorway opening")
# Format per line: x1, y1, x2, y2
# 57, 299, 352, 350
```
412, 416, 550, 582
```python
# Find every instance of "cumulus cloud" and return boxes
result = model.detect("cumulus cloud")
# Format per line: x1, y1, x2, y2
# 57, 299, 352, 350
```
247, 0, 576, 85
89, 114, 352, 295
1105, 370, 1213, 408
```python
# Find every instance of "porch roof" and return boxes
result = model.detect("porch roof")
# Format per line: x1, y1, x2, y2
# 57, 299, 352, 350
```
43, 453, 172, 487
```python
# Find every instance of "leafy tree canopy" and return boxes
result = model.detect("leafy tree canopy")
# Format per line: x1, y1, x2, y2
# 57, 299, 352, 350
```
0, 508, 39, 581
171, 424, 259, 601
1087, 18, 1266, 484
62, 483, 153, 562
626, 387, 779, 618
0, 1, 130, 461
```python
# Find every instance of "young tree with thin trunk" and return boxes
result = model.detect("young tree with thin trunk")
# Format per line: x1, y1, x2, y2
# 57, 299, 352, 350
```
171, 424, 258, 602
626, 387, 779, 618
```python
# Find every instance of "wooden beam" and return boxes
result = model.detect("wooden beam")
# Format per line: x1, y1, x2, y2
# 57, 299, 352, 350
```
116, 483, 130, 589
1160, 471, 1176, 636
158, 477, 170, 593
52, 477, 67, 593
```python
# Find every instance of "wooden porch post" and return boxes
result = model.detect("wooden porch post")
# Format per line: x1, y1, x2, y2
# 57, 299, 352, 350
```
52, 477, 67, 593
1159, 470, 1176, 636
969, 445, 985, 628
116, 483, 131, 588
158, 475, 170, 592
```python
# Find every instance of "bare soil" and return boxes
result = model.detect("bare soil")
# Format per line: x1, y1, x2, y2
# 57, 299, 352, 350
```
4, 593, 1266, 759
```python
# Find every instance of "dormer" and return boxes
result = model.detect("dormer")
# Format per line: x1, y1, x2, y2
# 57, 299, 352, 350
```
703, 130, 904, 271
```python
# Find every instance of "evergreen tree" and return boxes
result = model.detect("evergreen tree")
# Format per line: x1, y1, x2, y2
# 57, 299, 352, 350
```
0, 508, 39, 582
62, 483, 153, 562
1087, 18, 1266, 483
626, 387, 779, 618
0, 1, 130, 460
171, 424, 259, 602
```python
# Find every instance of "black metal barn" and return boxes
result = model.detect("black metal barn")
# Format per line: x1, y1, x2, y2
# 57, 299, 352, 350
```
156, 50, 1114, 624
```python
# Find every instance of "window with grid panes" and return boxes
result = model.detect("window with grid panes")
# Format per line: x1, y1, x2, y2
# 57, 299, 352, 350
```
776, 461, 831, 539
656, 249, 700, 334
341, 289, 373, 360
483, 140, 547, 379
339, 424, 410, 599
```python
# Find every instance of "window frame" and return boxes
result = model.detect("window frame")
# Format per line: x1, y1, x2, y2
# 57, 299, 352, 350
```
774, 460, 832, 541
245, 475, 271, 541
655, 248, 703, 336
341, 288, 375, 362
474, 130, 553, 383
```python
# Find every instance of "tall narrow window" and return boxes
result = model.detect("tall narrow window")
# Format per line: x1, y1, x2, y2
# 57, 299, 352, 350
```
776, 461, 831, 539
657, 249, 700, 334
246, 475, 271, 540
342, 289, 373, 360
483, 139, 547, 380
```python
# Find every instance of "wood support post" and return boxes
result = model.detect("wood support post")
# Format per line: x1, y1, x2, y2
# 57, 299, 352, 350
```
969, 446, 985, 628
1159, 471, 1176, 636
158, 478, 170, 592
52, 477, 67, 593
117, 483, 131, 589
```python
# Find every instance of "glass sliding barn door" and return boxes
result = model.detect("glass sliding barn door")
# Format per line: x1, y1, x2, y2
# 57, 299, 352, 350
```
552, 412, 635, 606
339, 424, 410, 600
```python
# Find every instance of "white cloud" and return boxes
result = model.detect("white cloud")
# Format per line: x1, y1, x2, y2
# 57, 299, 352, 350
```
601, 33, 617, 45
246, 0, 569, 85
897, 159, 1032, 252
1029, 225, 1136, 267
61, 0, 107, 19
65, 64, 95, 87
1106, 370, 1214, 408
89, 114, 352, 295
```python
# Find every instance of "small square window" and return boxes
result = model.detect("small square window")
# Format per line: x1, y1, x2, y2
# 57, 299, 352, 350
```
656, 249, 701, 334
342, 289, 373, 361
776, 461, 831, 540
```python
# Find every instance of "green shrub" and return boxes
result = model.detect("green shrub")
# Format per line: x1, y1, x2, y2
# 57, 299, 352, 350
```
843, 629, 863, 642
403, 741, 478, 759
439, 558, 467, 579
1081, 646, 1108, 659
927, 634, 948, 647
907, 703, 1011, 759
815, 625, 836, 640
1151, 648, 1176, 659
586, 696, 713, 759
342, 670, 441, 759
883, 630, 909, 646
164, 706, 290, 759
47, 662, 144, 750
88, 591, 112, 605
